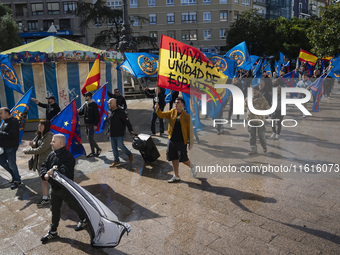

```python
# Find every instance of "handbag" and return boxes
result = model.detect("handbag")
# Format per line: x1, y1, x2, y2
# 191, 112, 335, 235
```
28, 156, 34, 170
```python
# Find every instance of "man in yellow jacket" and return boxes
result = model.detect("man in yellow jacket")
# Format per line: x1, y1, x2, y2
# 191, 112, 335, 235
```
155, 96, 196, 183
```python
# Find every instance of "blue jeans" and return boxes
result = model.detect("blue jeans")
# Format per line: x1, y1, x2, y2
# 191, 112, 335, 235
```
110, 137, 132, 162
0, 147, 21, 182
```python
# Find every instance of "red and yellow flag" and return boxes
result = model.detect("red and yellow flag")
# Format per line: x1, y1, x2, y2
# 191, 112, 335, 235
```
298, 49, 317, 66
157, 35, 227, 96
81, 54, 100, 95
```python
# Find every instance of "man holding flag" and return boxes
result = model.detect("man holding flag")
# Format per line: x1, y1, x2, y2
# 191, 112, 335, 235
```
78, 92, 101, 157
0, 107, 21, 189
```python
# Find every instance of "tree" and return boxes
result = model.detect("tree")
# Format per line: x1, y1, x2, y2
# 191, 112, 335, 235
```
226, 10, 276, 57
78, 0, 157, 51
0, 4, 23, 51
308, 2, 340, 57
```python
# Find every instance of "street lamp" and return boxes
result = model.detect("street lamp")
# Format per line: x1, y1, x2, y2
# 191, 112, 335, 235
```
118, 0, 137, 52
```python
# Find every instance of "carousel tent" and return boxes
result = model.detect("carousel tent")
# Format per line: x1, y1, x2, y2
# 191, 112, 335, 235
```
0, 36, 121, 120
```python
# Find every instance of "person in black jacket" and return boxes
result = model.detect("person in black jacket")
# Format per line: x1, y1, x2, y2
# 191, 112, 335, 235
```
31, 96, 60, 120
78, 92, 101, 157
107, 98, 134, 167
107, 88, 127, 112
40, 134, 87, 244
0, 107, 21, 189
142, 86, 165, 136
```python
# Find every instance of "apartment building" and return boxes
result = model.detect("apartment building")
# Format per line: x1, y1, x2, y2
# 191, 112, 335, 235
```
128, 0, 253, 53
2, 0, 85, 44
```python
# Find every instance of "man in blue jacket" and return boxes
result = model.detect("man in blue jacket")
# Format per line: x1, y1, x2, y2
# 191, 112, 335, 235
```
0, 107, 21, 189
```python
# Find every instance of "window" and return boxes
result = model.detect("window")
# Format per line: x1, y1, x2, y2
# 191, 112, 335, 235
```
167, 30, 176, 39
107, 1, 122, 9
43, 20, 54, 31
220, 0, 227, 3
31, 3, 43, 15
130, 0, 138, 8
182, 30, 197, 41
28, 21, 38, 31
95, 17, 102, 27
203, 0, 211, 4
149, 31, 158, 39
15, 4, 27, 17
167, 13, 175, 24
241, 0, 250, 6
234, 0, 238, 3
47, 3, 60, 15
220, 28, 226, 39
181, 0, 196, 5
63, 2, 77, 14
203, 12, 211, 23
149, 0, 156, 7
182, 12, 196, 23
60, 19, 71, 30
167, 0, 174, 6
203, 30, 211, 40
220, 11, 228, 21
149, 14, 156, 25
130, 16, 139, 26
299, 2, 302, 13
234, 12, 238, 21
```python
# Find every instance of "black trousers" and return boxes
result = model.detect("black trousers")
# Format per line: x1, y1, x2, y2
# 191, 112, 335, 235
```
50, 188, 86, 231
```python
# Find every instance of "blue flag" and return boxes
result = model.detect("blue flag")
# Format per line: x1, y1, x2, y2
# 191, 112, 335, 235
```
117, 60, 137, 77
0, 54, 24, 94
310, 75, 325, 112
204, 53, 237, 78
124, 53, 158, 79
50, 100, 86, 158
224, 42, 252, 70
328, 57, 340, 80
280, 52, 289, 65
10, 87, 33, 144
92, 84, 108, 134
182, 93, 205, 133
280, 70, 299, 97
252, 59, 263, 86
164, 89, 173, 104
262, 59, 272, 77
250, 55, 259, 67
275, 59, 281, 74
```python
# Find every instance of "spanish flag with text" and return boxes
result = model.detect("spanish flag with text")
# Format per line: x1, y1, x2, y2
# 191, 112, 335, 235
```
81, 54, 100, 95
298, 49, 318, 66
157, 35, 228, 96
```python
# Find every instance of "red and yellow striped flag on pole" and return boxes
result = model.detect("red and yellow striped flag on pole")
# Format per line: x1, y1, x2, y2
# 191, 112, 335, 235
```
157, 35, 228, 97
298, 49, 318, 66
81, 54, 100, 95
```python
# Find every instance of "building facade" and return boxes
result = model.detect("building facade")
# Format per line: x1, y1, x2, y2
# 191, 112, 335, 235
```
2, 0, 85, 44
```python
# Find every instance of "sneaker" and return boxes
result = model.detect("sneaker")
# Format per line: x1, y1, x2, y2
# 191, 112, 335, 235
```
274, 134, 280, 140
8, 179, 14, 184
110, 161, 120, 168
190, 164, 197, 178
168, 175, 181, 183
37, 198, 50, 206
96, 148, 102, 157
128, 155, 134, 164
248, 151, 257, 155
10, 182, 21, 190
270, 133, 276, 139
75, 219, 87, 231
86, 152, 96, 158
41, 231, 59, 244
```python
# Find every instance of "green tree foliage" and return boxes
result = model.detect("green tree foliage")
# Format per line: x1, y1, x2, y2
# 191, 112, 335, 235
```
78, 0, 156, 50
225, 9, 318, 59
0, 4, 22, 51
308, 2, 340, 57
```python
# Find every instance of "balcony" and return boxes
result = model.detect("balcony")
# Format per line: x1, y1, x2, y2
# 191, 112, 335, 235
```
253, 0, 267, 6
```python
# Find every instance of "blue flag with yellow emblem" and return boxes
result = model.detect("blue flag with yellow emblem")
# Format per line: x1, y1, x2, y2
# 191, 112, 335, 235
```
310, 74, 325, 112
204, 53, 237, 78
50, 99, 86, 158
124, 53, 159, 79
0, 54, 23, 94
92, 84, 108, 134
10, 87, 33, 144
224, 42, 252, 70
